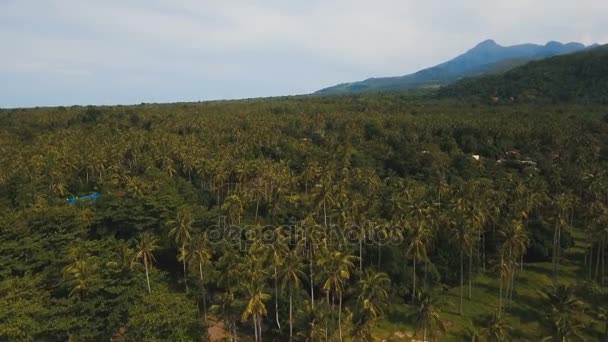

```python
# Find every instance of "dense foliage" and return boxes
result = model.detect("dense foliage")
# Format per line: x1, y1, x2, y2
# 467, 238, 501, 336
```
439, 45, 608, 104
1, 96, 607, 341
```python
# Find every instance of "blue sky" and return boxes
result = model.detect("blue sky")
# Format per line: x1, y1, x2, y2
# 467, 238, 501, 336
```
1, 0, 607, 108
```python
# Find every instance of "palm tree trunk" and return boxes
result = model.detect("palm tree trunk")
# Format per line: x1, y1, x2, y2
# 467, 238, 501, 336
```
323, 199, 327, 229
469, 245, 473, 300
602, 240, 606, 285
359, 236, 363, 273
253, 315, 258, 342
589, 244, 594, 278
199, 262, 207, 321
509, 266, 515, 305
255, 196, 260, 222
556, 223, 561, 281
289, 285, 293, 341
460, 247, 464, 315
145, 260, 151, 294
498, 254, 503, 317
258, 314, 263, 342
338, 291, 343, 342
412, 256, 417, 302
274, 266, 281, 331
309, 247, 315, 309
482, 232, 486, 272
423, 326, 427, 342
596, 242, 602, 280
552, 221, 558, 285
182, 247, 188, 292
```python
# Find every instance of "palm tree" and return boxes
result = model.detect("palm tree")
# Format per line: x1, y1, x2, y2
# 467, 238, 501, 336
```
278, 248, 306, 341
552, 194, 570, 285
223, 195, 243, 225
448, 198, 474, 315
189, 233, 212, 321
410, 290, 447, 342
499, 220, 529, 305
131, 233, 158, 294
543, 285, 585, 342
476, 312, 511, 341
405, 204, 430, 302
322, 251, 357, 342
168, 207, 194, 291
357, 270, 390, 321
352, 271, 390, 342
63, 253, 97, 298
242, 282, 271, 342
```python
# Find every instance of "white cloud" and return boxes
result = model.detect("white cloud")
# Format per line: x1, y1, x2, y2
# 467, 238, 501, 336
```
1, 0, 607, 107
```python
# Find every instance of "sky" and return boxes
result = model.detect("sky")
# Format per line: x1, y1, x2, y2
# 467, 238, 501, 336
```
1, 0, 607, 108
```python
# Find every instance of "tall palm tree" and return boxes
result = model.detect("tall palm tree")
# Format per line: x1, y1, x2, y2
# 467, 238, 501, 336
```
168, 207, 194, 291
322, 251, 357, 342
552, 194, 570, 285
410, 290, 447, 342
131, 233, 158, 294
189, 233, 212, 321
279, 248, 306, 341
499, 220, 529, 305
405, 204, 430, 302
448, 198, 474, 315
242, 282, 271, 342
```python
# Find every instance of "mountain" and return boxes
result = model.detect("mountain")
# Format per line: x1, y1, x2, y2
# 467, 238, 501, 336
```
315, 40, 591, 95
439, 44, 608, 103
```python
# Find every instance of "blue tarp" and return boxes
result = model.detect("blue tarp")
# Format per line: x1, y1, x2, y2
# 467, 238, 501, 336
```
66, 193, 101, 204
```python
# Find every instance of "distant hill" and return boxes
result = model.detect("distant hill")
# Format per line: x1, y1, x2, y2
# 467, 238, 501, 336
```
438, 44, 608, 103
315, 40, 591, 95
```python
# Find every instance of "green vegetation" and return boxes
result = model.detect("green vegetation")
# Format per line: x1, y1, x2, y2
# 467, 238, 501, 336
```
440, 44, 608, 104
1, 94, 608, 341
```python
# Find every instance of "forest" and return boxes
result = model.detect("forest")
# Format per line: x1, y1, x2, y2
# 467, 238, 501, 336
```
1, 94, 608, 341
439, 45, 608, 104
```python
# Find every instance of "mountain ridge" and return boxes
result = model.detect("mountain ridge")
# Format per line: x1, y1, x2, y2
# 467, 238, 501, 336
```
315, 40, 593, 95
438, 43, 608, 103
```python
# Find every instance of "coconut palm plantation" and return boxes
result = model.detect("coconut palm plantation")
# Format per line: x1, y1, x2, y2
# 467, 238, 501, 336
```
1, 0, 608, 339
1, 81, 608, 341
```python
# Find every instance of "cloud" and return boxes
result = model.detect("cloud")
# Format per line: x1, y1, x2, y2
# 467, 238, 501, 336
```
1, 0, 606, 107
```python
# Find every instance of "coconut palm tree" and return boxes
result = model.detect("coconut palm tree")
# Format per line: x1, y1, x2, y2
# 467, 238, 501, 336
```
476, 312, 511, 341
321, 251, 357, 342
405, 203, 431, 302
357, 270, 390, 321
279, 248, 306, 341
351, 271, 390, 342
410, 290, 447, 342
63, 253, 97, 298
448, 198, 475, 315
223, 194, 243, 225
543, 285, 585, 342
189, 233, 212, 321
168, 207, 194, 291
242, 282, 271, 342
131, 233, 158, 294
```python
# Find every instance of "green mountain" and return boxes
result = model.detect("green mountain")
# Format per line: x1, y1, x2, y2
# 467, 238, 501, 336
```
439, 44, 608, 103
315, 40, 591, 95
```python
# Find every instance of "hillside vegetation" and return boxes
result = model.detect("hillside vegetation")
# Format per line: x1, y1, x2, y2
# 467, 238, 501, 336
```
439, 45, 608, 104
